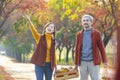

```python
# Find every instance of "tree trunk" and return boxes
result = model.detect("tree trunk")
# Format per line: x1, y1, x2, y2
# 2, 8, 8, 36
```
0, 0, 5, 16
58, 47, 63, 62
16, 53, 22, 62
72, 48, 74, 60
103, 34, 112, 47
65, 47, 71, 62
115, 26, 120, 80
22, 53, 25, 63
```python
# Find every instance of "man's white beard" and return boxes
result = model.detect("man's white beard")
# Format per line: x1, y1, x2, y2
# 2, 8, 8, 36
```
85, 25, 89, 28
84, 25, 89, 29
84, 25, 92, 30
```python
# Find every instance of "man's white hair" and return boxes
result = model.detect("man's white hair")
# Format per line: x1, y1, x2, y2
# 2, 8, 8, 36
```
82, 14, 94, 21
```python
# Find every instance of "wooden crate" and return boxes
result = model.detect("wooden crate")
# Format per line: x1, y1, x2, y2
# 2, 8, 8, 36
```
54, 70, 79, 80
101, 76, 113, 80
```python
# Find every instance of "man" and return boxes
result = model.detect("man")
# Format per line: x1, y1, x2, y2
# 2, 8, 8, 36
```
74, 14, 107, 80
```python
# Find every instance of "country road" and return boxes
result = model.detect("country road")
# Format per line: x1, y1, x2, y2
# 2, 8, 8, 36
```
0, 55, 115, 80
0, 55, 35, 80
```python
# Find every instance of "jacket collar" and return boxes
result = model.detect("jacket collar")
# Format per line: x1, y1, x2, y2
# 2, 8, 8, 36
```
81, 28, 95, 34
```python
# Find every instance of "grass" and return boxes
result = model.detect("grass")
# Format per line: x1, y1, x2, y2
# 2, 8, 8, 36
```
56, 52, 116, 69
0, 73, 5, 80
56, 48, 116, 68
57, 58, 74, 65
56, 47, 74, 64
26, 46, 116, 69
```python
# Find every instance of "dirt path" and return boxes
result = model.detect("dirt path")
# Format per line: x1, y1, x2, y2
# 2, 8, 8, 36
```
0, 66, 15, 80
0, 55, 35, 80
0, 55, 115, 80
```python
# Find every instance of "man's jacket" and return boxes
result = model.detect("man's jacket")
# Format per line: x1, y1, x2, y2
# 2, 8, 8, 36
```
74, 29, 107, 65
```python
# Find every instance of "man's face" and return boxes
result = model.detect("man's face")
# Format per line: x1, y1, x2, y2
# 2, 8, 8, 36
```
82, 17, 93, 29
45, 24, 55, 34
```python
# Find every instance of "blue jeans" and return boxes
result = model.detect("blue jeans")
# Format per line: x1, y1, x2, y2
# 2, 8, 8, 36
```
35, 62, 53, 80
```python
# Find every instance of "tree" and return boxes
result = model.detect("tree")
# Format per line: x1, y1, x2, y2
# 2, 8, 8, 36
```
3, 17, 34, 62
115, 0, 120, 79
85, 0, 120, 47
48, 0, 89, 62
116, 23, 120, 80
0, 0, 22, 38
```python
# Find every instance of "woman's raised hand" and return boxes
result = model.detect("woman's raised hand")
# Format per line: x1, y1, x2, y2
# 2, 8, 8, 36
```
25, 15, 34, 26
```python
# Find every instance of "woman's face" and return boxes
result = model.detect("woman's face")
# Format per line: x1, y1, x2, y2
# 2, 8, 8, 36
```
45, 23, 55, 34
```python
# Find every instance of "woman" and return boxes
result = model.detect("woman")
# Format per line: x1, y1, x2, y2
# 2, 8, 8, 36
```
26, 15, 57, 80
